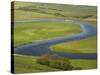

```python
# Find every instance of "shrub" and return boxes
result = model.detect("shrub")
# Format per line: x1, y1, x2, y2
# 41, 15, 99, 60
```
37, 55, 50, 65
49, 57, 71, 70
37, 54, 80, 70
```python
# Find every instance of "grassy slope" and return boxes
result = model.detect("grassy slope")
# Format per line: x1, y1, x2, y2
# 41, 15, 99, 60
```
14, 10, 62, 21
14, 22, 81, 47
14, 55, 97, 74
13, 1, 97, 21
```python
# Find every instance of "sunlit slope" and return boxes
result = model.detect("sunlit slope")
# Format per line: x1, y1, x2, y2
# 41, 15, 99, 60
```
13, 1, 97, 21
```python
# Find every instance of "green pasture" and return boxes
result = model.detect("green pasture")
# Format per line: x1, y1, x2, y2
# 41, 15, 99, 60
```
14, 55, 97, 74
14, 55, 60, 74
14, 22, 81, 47
13, 1, 97, 21
52, 36, 97, 53
71, 59, 97, 69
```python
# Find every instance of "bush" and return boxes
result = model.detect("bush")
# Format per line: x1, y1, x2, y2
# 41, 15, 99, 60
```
49, 57, 71, 70
37, 55, 50, 65
37, 54, 80, 70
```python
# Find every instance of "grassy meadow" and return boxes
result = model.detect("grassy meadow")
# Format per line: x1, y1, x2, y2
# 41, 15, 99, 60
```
13, 1, 97, 21
14, 22, 81, 47
12, 1, 97, 74
14, 55, 97, 74
52, 36, 97, 53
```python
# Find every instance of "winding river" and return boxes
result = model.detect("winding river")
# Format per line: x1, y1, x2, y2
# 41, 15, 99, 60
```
14, 20, 97, 59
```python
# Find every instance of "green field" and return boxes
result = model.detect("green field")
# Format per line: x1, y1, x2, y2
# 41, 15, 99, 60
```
70, 59, 97, 69
14, 55, 60, 74
52, 36, 97, 53
14, 22, 81, 47
12, 1, 97, 74
14, 55, 97, 74
13, 1, 97, 21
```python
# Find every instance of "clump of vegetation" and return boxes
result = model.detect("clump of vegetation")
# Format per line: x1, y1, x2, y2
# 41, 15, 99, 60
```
54, 13, 65, 17
37, 54, 82, 70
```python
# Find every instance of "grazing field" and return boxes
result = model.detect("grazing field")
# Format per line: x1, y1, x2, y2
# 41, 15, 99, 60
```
14, 55, 97, 74
14, 22, 81, 47
52, 36, 97, 53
